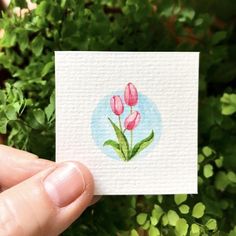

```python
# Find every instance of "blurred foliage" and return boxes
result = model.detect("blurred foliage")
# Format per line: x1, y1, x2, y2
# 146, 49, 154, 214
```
0, 0, 236, 235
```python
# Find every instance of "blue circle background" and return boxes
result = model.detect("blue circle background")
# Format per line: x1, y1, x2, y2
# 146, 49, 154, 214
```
91, 91, 162, 161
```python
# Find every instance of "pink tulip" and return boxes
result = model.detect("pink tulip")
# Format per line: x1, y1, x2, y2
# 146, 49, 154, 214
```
124, 111, 141, 130
124, 82, 138, 106
110, 95, 124, 116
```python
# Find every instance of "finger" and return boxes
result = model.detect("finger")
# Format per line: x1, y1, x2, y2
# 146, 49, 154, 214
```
0, 161, 94, 236
89, 195, 101, 206
0, 145, 53, 190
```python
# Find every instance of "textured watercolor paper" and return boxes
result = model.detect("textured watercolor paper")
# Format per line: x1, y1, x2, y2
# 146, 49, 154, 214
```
55, 52, 199, 195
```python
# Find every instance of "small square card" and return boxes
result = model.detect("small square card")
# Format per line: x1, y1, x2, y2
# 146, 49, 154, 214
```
56, 52, 199, 195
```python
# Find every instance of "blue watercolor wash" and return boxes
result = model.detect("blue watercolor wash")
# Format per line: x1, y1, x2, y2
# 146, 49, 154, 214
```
91, 91, 162, 161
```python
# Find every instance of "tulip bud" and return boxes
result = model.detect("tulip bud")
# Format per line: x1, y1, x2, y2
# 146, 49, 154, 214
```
124, 111, 141, 130
110, 95, 124, 116
124, 82, 138, 106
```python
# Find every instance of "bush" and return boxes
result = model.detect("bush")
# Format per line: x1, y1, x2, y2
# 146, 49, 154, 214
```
0, 0, 236, 235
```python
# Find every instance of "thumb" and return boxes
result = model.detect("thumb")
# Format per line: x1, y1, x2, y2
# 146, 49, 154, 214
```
0, 161, 94, 236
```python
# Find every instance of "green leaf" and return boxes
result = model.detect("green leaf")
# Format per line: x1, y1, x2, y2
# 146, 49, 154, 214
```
136, 213, 148, 225
0, 116, 8, 134
211, 31, 227, 45
12, 0, 27, 8
227, 171, 236, 183
192, 202, 205, 219
215, 156, 223, 168
142, 220, 150, 230
108, 118, 129, 160
203, 164, 213, 178
178, 8, 195, 22
33, 108, 45, 126
35, 1, 50, 17
0, 91, 6, 104
130, 229, 139, 236
215, 171, 231, 191
174, 194, 187, 205
148, 226, 160, 236
42, 61, 54, 77
205, 219, 217, 231
220, 93, 236, 115
178, 204, 190, 214
162, 214, 168, 226
175, 218, 189, 236
229, 226, 236, 236
45, 91, 55, 122
190, 224, 200, 236
0, 30, 17, 48
130, 130, 154, 159
198, 154, 204, 163
5, 104, 17, 120
104, 139, 125, 161
31, 35, 44, 57
17, 30, 29, 51
202, 146, 212, 157
150, 216, 158, 226
47, 4, 62, 24
151, 205, 163, 223
157, 195, 163, 203
167, 210, 179, 226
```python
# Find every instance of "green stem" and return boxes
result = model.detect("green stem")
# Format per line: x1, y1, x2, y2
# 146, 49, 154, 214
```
130, 106, 133, 150
118, 116, 126, 160
118, 116, 122, 131
131, 130, 133, 150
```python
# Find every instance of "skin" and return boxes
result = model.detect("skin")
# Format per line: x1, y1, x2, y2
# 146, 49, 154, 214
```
0, 145, 96, 236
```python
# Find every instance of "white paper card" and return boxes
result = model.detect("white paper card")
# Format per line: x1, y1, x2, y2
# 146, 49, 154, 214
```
56, 51, 199, 195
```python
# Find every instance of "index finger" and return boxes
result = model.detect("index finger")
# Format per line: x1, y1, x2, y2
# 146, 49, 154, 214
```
0, 145, 53, 190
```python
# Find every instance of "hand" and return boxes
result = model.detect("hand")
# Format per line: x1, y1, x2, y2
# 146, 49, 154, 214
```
0, 145, 94, 236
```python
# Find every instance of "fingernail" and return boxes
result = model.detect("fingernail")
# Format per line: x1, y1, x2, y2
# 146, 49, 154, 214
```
44, 163, 85, 207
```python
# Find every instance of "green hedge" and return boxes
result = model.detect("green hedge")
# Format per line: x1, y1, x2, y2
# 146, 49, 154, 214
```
0, 0, 236, 235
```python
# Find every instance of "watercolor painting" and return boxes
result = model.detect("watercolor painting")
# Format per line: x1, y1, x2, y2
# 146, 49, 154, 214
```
91, 83, 162, 161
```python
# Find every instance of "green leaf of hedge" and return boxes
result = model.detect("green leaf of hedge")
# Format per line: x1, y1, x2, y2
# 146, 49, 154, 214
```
203, 164, 213, 178
136, 213, 148, 225
0, 30, 17, 48
205, 219, 217, 231
45, 91, 55, 122
215, 171, 231, 191
227, 171, 236, 183
12, 0, 27, 8
130, 229, 139, 236
202, 146, 213, 157
174, 194, 187, 205
179, 204, 190, 214
167, 210, 179, 226
190, 224, 200, 236
31, 35, 44, 57
211, 31, 227, 45
220, 93, 236, 115
192, 202, 205, 219
175, 218, 189, 236
17, 29, 29, 51
148, 226, 160, 236
0, 116, 8, 134
229, 226, 236, 236
215, 156, 223, 168
34, 109, 45, 125
5, 104, 17, 120
42, 61, 54, 77
151, 204, 163, 222
35, 1, 50, 17
142, 220, 150, 230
